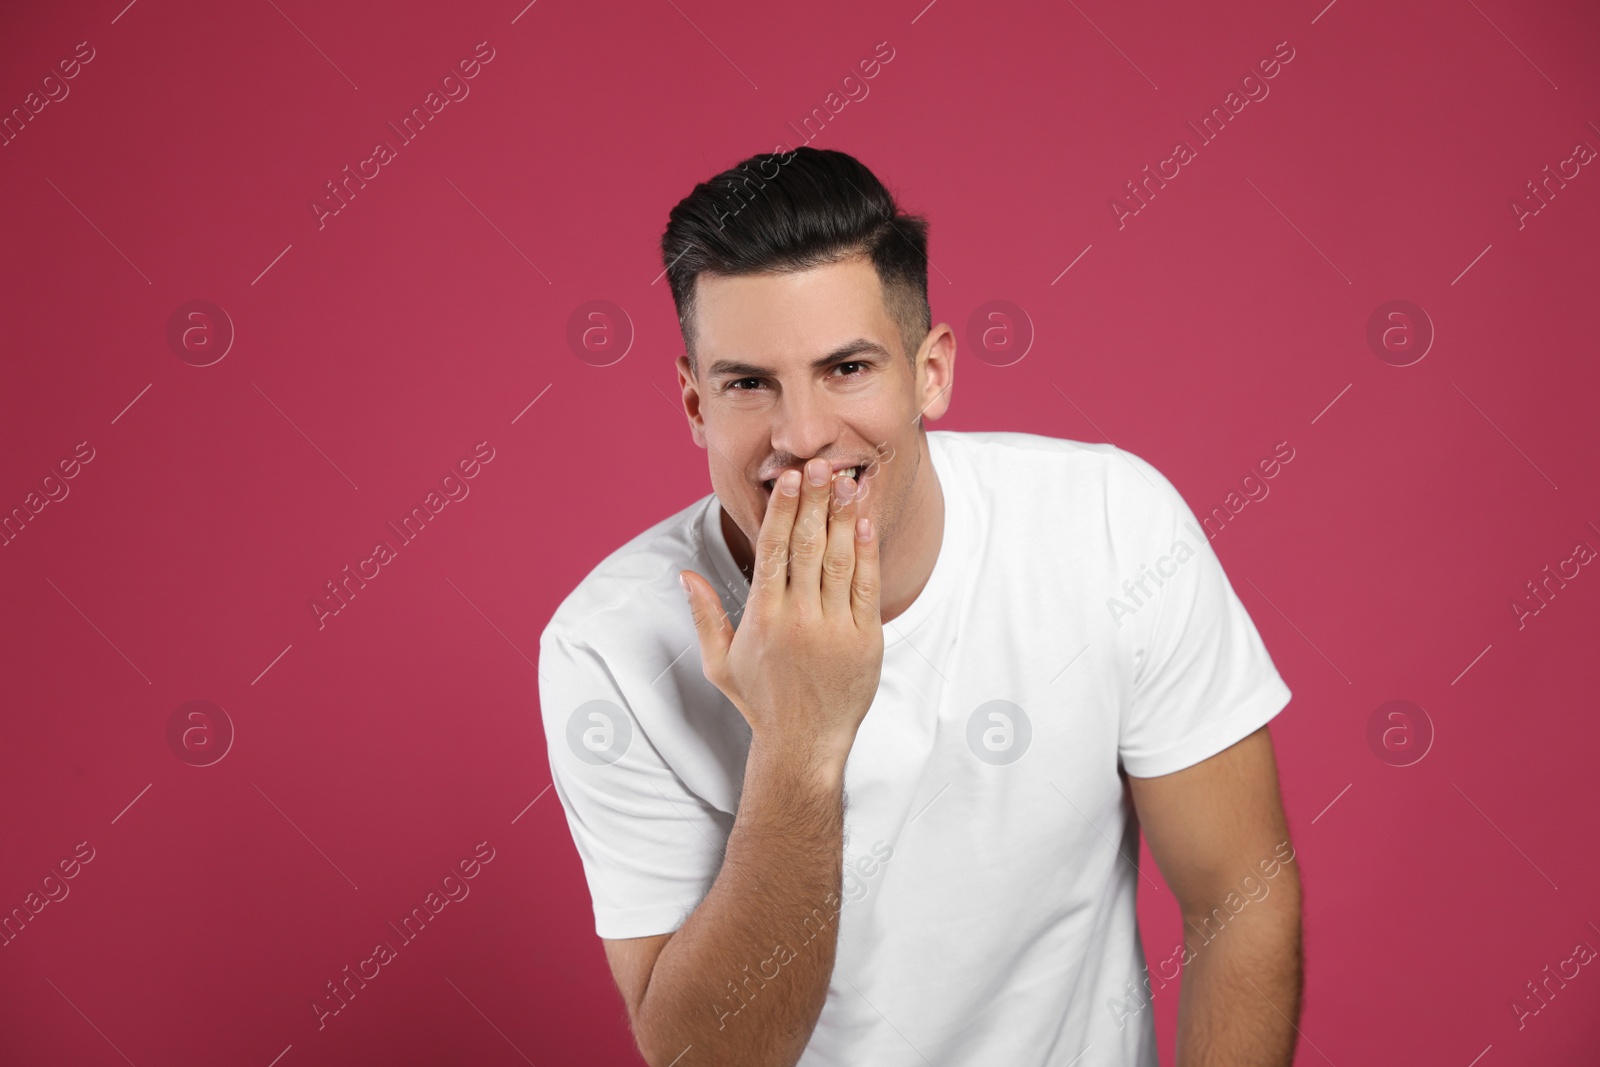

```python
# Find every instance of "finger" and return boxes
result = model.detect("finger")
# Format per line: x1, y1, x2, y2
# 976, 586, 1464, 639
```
748, 468, 801, 616
786, 458, 834, 612
850, 509, 881, 635
680, 570, 733, 683
820, 472, 859, 618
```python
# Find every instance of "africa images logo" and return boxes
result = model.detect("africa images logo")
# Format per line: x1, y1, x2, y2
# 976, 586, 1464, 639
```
309, 41, 497, 230
1104, 519, 1211, 630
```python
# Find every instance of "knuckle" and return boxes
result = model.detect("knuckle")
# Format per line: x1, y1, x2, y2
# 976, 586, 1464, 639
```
755, 537, 789, 573
789, 536, 823, 563
822, 551, 854, 582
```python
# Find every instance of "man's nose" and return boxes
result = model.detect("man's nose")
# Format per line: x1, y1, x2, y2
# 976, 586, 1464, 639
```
768, 387, 837, 465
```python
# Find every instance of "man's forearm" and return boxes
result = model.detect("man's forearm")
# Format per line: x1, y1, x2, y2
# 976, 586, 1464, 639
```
632, 735, 847, 1067
1175, 871, 1303, 1067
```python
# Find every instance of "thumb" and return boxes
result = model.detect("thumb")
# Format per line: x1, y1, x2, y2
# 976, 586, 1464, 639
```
679, 570, 731, 681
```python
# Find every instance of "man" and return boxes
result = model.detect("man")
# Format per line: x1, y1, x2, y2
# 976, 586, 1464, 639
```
539, 145, 1303, 1066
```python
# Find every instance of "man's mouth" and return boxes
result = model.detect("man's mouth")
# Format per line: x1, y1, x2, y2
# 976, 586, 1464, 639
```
762, 462, 869, 494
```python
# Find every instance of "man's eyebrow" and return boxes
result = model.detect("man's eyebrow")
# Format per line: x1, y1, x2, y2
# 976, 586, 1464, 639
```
705, 338, 893, 380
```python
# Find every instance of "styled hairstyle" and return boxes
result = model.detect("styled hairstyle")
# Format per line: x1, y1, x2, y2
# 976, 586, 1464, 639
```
660, 146, 931, 377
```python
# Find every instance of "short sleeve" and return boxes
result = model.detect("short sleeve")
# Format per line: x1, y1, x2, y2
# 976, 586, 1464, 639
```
1115, 454, 1292, 778
538, 630, 731, 939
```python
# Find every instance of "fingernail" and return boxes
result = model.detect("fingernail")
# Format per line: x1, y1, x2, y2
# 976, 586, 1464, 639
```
807, 458, 829, 486
833, 475, 856, 504
678, 573, 690, 596
779, 469, 801, 494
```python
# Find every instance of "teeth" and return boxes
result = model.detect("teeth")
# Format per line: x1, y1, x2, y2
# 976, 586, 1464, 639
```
764, 465, 863, 491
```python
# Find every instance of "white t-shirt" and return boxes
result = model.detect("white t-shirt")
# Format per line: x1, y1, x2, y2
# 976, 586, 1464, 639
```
538, 429, 1292, 1066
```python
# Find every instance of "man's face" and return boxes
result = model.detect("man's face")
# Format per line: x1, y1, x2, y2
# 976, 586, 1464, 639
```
675, 255, 953, 568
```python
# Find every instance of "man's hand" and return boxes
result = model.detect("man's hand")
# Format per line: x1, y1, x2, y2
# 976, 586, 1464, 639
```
607, 458, 880, 1066
681, 457, 883, 766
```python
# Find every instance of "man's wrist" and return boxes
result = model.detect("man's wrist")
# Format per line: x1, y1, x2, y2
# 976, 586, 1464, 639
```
746, 728, 851, 795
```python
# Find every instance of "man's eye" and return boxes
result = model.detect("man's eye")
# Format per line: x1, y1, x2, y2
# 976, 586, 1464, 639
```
726, 363, 866, 392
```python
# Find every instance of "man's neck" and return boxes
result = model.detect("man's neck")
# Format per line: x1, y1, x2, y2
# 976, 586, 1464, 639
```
720, 435, 946, 626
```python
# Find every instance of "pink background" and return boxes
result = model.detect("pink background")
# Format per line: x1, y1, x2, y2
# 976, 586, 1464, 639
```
3, 0, 1597, 1063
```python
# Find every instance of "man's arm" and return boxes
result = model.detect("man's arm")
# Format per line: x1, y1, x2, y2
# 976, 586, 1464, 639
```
605, 738, 848, 1067
602, 459, 884, 1067
1127, 724, 1303, 1066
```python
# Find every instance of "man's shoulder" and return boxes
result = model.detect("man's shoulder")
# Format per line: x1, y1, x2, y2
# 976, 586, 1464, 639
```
540, 492, 716, 656
936, 427, 1117, 461
935, 429, 1184, 524
935, 427, 1156, 478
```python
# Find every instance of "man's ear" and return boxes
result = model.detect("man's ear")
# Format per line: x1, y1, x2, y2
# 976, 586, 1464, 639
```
676, 354, 708, 448
916, 324, 956, 423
